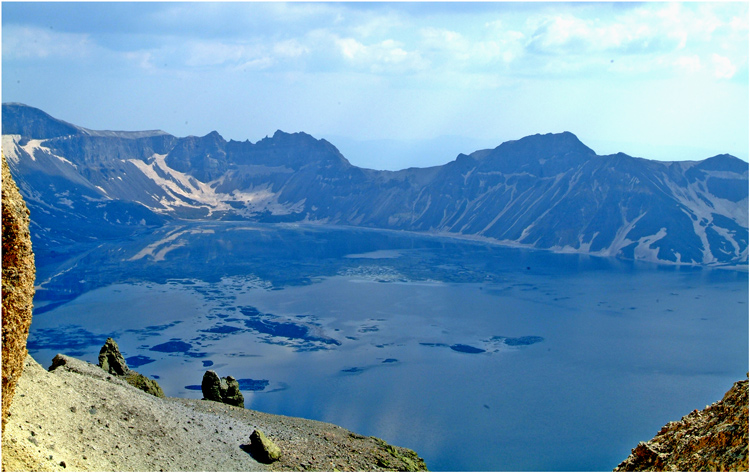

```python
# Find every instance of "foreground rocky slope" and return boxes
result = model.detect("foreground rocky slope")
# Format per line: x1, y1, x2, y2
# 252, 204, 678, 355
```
615, 376, 748, 471
1, 354, 427, 472
3, 103, 747, 266
2, 152, 36, 432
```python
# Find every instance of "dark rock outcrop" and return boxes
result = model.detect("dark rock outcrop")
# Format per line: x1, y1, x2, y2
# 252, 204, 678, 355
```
242, 429, 282, 463
201, 370, 244, 407
98, 337, 128, 376
94, 339, 164, 398
223, 376, 243, 407
1, 152, 36, 432
201, 370, 223, 402
615, 376, 749, 471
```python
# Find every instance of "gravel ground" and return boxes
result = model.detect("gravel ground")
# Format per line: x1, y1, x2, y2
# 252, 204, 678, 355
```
1, 355, 427, 472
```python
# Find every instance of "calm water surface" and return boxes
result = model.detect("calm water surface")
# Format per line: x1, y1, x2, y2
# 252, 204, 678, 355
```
28, 223, 749, 471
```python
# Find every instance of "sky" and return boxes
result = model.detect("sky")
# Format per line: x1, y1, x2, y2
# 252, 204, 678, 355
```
2, 1, 748, 170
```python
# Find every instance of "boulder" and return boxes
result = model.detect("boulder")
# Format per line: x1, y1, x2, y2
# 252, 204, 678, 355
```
223, 376, 244, 407
98, 337, 129, 375
201, 370, 223, 402
94, 339, 164, 398
242, 429, 281, 463
201, 370, 244, 408
124, 371, 165, 398
1, 153, 36, 433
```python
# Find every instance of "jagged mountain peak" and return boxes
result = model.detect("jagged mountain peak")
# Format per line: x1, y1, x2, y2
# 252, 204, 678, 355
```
251, 129, 351, 168
263, 129, 334, 150
204, 130, 224, 140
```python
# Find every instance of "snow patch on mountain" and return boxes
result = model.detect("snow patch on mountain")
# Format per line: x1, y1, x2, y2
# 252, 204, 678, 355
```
128, 155, 226, 213
633, 228, 669, 263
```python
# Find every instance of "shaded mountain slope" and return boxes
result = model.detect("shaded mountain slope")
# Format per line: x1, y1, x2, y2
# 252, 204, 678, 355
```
2, 103, 747, 266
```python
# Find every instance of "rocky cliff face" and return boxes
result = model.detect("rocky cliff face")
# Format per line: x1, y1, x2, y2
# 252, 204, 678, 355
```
1, 152, 36, 432
615, 377, 749, 471
3, 102, 748, 266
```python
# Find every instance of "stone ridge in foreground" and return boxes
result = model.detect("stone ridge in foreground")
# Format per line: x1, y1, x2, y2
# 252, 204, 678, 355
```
1, 354, 428, 472
614, 377, 748, 471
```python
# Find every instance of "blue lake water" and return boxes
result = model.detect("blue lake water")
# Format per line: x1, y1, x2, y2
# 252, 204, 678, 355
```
28, 223, 748, 471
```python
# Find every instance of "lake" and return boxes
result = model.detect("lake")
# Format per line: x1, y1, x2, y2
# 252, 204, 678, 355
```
28, 222, 749, 471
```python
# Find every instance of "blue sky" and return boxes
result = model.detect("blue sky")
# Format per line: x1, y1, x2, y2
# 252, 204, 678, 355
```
2, 2, 748, 170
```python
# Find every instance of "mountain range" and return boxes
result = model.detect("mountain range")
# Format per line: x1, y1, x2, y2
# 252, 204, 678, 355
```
2, 103, 747, 266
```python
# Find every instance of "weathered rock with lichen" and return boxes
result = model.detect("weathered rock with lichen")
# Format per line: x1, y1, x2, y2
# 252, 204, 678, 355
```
98, 337, 129, 376
614, 376, 749, 471
94, 339, 164, 398
223, 376, 244, 407
243, 429, 282, 464
201, 370, 244, 408
371, 436, 428, 472
1, 153, 36, 433
124, 371, 165, 398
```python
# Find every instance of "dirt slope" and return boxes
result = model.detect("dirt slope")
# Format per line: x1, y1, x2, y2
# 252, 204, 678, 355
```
1, 354, 427, 472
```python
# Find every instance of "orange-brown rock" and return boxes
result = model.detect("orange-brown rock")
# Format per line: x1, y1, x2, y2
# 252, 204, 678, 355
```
615, 376, 749, 471
1, 152, 36, 432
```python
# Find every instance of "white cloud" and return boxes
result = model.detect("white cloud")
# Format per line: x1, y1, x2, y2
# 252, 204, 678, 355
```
2, 1, 746, 159
730, 14, 748, 32
348, 10, 405, 39
184, 42, 251, 67
337, 37, 365, 60
237, 57, 274, 71
334, 35, 428, 74
273, 39, 309, 58
2, 25, 95, 60
523, 3, 734, 58
712, 54, 737, 79
418, 26, 523, 71
674, 55, 703, 74
124, 51, 156, 71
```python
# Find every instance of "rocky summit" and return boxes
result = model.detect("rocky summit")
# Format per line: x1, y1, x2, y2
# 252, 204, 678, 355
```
3, 103, 747, 267
615, 376, 748, 471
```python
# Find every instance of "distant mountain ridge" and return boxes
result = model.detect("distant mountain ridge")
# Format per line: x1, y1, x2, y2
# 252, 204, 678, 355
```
2, 103, 747, 266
